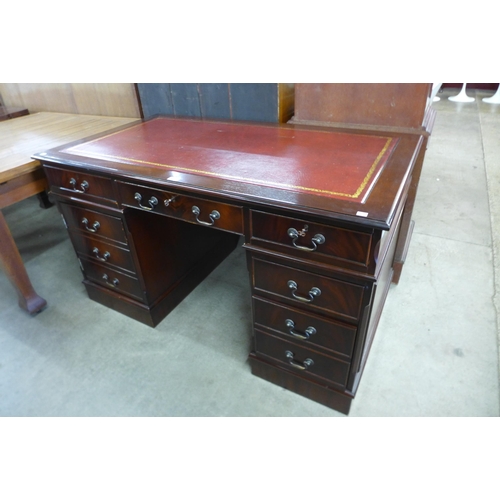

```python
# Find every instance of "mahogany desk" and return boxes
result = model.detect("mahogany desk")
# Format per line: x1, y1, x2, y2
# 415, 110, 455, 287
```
34, 117, 424, 413
0, 112, 137, 313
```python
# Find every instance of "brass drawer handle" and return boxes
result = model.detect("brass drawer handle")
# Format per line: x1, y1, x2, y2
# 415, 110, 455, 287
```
134, 192, 158, 211
81, 217, 100, 233
192, 206, 220, 226
285, 319, 316, 340
93, 247, 110, 262
285, 350, 314, 370
287, 227, 325, 252
69, 178, 89, 193
287, 280, 321, 303
102, 274, 119, 288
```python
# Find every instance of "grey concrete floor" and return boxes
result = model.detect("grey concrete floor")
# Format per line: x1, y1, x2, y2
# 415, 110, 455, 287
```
1, 88, 499, 416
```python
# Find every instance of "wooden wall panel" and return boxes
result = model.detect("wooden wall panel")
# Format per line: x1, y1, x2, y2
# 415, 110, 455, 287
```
293, 83, 431, 129
278, 83, 295, 124
136, 84, 174, 117
136, 83, 295, 123
169, 83, 202, 117
229, 83, 279, 122
69, 83, 141, 117
199, 83, 231, 119
0, 83, 141, 118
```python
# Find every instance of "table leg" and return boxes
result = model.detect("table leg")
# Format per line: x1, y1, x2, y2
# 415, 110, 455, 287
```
0, 209, 47, 314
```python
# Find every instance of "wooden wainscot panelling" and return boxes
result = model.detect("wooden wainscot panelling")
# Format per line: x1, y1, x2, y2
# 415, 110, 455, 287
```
136, 83, 295, 123
0, 83, 141, 118
292, 83, 431, 130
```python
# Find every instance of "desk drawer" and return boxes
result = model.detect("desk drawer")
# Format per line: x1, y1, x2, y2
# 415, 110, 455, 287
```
254, 330, 350, 388
250, 210, 373, 268
117, 181, 244, 234
251, 257, 366, 322
44, 166, 116, 203
253, 297, 357, 359
59, 203, 128, 244
80, 258, 144, 301
69, 231, 136, 274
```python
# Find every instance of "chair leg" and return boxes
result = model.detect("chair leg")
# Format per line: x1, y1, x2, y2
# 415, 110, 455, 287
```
449, 83, 475, 102
483, 86, 500, 103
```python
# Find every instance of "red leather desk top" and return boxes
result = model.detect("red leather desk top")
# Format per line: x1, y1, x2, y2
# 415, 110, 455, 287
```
62, 117, 397, 203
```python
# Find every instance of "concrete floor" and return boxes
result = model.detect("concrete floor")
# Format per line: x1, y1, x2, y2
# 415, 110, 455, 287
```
1, 88, 499, 416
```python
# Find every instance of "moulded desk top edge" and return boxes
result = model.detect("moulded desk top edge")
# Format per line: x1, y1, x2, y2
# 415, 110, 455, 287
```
34, 148, 413, 231
33, 117, 424, 230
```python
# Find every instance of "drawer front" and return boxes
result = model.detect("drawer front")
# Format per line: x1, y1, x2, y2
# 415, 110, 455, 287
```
80, 259, 144, 301
59, 203, 128, 244
253, 297, 357, 359
254, 330, 350, 388
117, 181, 244, 234
69, 231, 136, 274
250, 210, 373, 267
44, 166, 116, 203
251, 257, 366, 322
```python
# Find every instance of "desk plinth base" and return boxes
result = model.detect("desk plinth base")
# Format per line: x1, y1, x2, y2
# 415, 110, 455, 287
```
83, 231, 240, 328
85, 282, 159, 327
249, 353, 353, 415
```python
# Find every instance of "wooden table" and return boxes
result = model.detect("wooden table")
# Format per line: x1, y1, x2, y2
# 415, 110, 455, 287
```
0, 112, 137, 314
34, 116, 424, 413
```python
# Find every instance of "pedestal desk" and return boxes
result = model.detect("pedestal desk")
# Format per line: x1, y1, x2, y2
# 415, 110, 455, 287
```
34, 116, 424, 413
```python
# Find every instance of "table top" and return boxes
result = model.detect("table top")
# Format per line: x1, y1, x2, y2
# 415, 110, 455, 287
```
35, 116, 424, 229
0, 112, 138, 184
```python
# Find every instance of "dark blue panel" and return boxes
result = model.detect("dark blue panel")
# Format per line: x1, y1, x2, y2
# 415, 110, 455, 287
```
170, 83, 201, 118
198, 84, 231, 119
137, 83, 174, 118
137, 83, 280, 122
229, 83, 278, 123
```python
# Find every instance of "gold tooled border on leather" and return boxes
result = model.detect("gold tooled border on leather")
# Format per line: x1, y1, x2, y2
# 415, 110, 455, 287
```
64, 122, 395, 200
